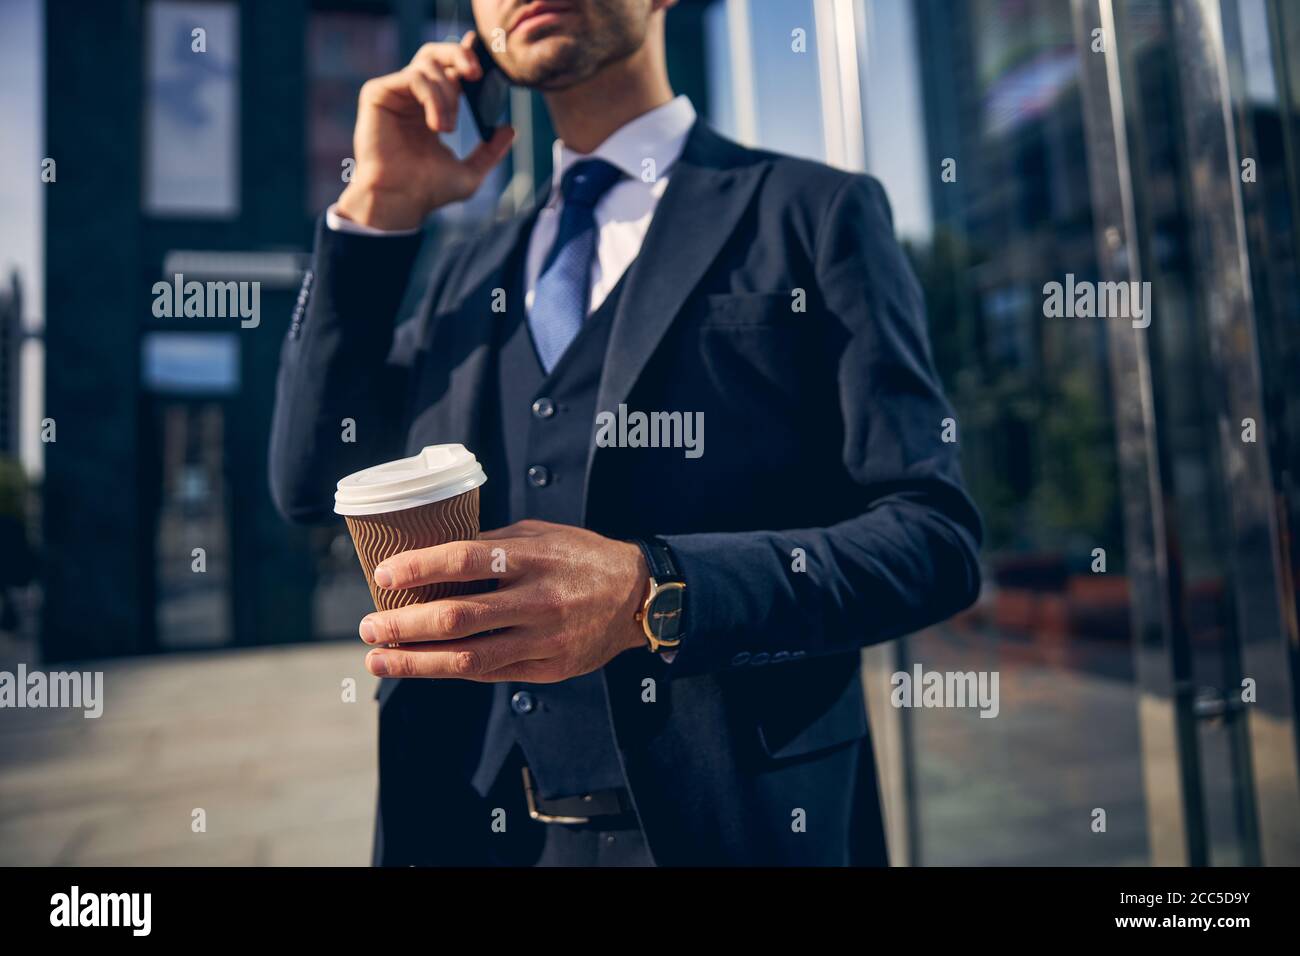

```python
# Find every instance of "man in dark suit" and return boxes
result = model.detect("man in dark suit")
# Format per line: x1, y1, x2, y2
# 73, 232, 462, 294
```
270, 0, 981, 866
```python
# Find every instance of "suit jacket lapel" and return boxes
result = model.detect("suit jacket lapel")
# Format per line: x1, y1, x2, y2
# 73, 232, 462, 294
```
426, 122, 765, 495
594, 121, 766, 418
418, 204, 540, 451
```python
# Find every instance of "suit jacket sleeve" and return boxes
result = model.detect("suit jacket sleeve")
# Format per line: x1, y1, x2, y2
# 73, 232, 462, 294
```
661, 174, 983, 676
268, 217, 426, 523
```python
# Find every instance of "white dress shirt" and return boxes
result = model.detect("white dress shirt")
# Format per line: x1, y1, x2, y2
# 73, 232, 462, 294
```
326, 95, 698, 319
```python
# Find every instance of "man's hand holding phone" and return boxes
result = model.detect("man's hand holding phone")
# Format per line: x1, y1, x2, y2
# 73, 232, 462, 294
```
336, 31, 514, 231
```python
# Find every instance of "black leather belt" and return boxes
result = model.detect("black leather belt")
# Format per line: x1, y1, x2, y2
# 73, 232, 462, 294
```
521, 766, 636, 826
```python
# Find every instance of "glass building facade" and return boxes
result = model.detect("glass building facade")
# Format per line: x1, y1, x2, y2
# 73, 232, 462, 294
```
37, 0, 1300, 865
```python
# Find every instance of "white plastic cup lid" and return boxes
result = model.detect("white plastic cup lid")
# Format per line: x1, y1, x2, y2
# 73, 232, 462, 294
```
333, 444, 487, 516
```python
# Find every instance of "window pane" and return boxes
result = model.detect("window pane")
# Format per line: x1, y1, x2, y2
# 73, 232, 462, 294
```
142, 331, 240, 394
705, 0, 826, 159
863, 0, 1145, 865
143, 0, 239, 217
750, 0, 825, 161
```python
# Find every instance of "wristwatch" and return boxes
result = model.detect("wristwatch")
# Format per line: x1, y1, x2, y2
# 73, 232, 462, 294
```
631, 538, 686, 654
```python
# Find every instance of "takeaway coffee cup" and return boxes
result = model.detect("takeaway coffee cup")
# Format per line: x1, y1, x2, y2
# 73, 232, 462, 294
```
333, 444, 488, 613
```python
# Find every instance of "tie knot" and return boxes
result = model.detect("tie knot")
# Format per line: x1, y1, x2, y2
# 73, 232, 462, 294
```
560, 159, 624, 208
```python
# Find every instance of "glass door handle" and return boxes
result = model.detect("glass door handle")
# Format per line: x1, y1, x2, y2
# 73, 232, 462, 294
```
1192, 687, 1246, 724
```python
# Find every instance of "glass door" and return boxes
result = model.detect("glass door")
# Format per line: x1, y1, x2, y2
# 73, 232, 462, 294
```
142, 332, 239, 651
149, 399, 234, 650
1097, 0, 1300, 864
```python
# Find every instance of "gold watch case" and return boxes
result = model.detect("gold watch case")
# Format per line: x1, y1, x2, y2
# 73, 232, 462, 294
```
635, 578, 685, 652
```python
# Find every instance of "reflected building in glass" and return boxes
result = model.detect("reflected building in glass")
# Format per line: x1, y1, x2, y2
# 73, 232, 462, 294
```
701, 0, 1300, 866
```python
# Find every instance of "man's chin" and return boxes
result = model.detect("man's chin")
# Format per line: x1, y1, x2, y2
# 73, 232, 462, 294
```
507, 34, 591, 89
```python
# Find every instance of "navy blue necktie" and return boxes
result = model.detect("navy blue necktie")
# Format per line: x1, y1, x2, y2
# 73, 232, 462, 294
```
528, 159, 625, 374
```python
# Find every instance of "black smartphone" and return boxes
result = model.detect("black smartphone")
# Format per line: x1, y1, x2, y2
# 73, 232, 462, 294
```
461, 34, 511, 141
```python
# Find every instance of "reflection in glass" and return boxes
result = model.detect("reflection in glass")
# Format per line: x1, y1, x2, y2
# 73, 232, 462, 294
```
867, 0, 1143, 864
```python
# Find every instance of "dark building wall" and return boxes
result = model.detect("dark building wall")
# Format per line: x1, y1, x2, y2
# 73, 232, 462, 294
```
0, 273, 21, 457
229, 0, 316, 649
44, 0, 319, 661
44, 0, 147, 661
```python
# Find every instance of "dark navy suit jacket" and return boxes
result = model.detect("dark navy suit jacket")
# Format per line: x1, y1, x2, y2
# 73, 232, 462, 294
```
269, 120, 982, 865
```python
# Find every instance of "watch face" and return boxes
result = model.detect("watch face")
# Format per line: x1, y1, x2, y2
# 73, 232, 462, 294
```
647, 583, 685, 642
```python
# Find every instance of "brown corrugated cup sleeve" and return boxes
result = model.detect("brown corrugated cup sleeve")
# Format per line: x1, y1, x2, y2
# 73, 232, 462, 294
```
343, 487, 481, 612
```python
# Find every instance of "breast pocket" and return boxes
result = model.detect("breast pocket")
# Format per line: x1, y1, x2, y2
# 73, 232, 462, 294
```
700, 292, 800, 329
692, 293, 809, 419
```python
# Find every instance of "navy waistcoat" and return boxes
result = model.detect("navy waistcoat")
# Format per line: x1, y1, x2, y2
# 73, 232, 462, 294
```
469, 243, 632, 800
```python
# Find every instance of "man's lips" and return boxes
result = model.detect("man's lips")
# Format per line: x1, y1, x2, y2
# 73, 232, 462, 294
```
509, 1, 572, 36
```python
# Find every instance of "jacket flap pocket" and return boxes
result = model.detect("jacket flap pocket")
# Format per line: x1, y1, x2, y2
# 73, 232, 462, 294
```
754, 657, 868, 759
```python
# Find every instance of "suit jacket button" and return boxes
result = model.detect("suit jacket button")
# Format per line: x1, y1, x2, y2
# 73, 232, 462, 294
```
511, 691, 536, 715
531, 397, 556, 419
527, 465, 551, 487
730, 652, 751, 667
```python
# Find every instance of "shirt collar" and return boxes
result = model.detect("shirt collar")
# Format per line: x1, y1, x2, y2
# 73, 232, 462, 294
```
547, 95, 697, 205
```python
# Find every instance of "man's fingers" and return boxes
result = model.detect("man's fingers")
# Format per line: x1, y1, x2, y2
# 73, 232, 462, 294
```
460, 30, 486, 75
421, 65, 462, 131
374, 539, 521, 590
359, 69, 424, 115
453, 39, 482, 79
405, 67, 456, 132
360, 592, 523, 645
365, 631, 546, 680
414, 38, 481, 81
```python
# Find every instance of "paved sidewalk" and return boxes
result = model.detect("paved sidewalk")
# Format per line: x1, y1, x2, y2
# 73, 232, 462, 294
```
0, 641, 379, 866
1, 628, 1223, 867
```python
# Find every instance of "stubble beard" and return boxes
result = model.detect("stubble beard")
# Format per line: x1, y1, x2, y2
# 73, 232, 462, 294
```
507, 22, 644, 91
